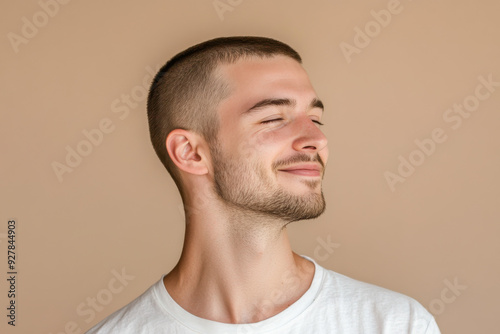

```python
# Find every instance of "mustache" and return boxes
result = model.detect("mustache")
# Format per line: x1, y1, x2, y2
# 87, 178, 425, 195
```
272, 153, 325, 170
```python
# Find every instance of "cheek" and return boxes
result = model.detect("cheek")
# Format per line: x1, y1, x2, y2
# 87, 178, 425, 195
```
255, 126, 292, 148
232, 122, 297, 168
234, 130, 278, 161
234, 137, 258, 161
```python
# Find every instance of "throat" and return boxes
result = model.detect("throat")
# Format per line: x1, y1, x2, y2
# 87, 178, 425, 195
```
164, 234, 315, 324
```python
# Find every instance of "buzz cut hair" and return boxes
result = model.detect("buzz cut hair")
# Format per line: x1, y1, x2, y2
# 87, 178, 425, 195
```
147, 36, 302, 193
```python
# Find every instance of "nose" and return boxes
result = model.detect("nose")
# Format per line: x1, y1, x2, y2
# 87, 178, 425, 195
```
291, 116, 328, 154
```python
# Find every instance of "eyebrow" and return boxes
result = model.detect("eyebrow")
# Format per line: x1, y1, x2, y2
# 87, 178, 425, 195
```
310, 98, 324, 111
244, 97, 324, 114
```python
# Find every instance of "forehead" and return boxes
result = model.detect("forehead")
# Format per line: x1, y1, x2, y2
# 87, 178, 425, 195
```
215, 55, 317, 113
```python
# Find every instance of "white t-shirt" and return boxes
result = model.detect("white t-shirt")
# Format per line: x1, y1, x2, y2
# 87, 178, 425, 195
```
86, 256, 440, 333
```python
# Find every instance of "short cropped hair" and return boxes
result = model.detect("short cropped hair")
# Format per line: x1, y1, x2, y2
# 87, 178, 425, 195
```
147, 36, 302, 193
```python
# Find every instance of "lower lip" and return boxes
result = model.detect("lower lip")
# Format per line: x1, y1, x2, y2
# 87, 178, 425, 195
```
280, 169, 321, 177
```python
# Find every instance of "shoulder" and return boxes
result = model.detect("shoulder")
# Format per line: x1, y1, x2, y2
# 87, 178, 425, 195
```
323, 268, 420, 306
313, 264, 440, 333
85, 278, 174, 334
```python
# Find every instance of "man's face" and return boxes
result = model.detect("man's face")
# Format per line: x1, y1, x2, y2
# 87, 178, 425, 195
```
210, 55, 328, 222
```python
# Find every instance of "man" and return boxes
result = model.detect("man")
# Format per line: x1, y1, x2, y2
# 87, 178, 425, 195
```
86, 36, 440, 333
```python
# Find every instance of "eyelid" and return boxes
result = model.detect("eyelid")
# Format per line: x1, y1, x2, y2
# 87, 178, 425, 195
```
309, 114, 324, 126
261, 118, 284, 124
261, 118, 324, 126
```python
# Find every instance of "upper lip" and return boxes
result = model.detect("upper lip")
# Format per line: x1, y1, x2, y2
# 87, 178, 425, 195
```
278, 164, 322, 172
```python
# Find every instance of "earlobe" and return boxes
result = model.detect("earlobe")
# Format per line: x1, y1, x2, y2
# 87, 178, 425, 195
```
166, 129, 208, 176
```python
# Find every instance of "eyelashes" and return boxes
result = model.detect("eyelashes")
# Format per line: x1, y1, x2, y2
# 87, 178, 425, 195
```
260, 118, 284, 124
260, 118, 324, 126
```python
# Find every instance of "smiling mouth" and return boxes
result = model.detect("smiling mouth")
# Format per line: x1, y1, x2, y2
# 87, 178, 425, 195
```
278, 164, 322, 177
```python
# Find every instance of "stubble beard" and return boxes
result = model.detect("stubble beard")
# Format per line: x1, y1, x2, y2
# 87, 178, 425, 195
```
210, 142, 326, 223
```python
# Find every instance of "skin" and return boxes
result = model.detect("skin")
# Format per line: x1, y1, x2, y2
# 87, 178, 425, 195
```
163, 55, 329, 324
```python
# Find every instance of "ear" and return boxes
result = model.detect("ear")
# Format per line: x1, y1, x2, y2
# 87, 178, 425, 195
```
166, 129, 209, 176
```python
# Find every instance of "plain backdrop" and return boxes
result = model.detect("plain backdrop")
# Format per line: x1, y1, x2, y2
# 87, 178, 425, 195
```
1, 0, 499, 333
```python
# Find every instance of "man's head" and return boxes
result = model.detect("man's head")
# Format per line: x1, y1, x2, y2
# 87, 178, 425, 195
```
147, 36, 328, 221
147, 37, 301, 189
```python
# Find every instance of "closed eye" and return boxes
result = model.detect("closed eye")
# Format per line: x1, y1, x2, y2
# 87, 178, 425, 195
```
261, 119, 324, 126
261, 118, 284, 124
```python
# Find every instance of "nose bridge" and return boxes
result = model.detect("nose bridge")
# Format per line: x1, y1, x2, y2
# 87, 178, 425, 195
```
292, 115, 328, 152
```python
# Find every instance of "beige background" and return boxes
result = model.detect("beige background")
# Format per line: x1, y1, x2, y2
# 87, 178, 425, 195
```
1, 0, 499, 333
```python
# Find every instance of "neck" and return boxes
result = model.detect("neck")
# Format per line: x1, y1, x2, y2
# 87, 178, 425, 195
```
163, 200, 315, 324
